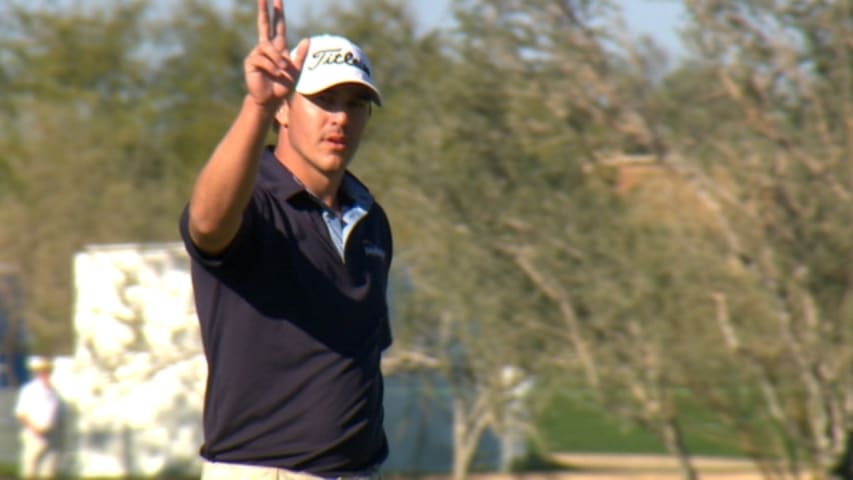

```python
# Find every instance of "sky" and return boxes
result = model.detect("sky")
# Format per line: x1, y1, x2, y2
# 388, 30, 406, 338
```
286, 0, 686, 56
25, 0, 687, 54
621, 0, 686, 55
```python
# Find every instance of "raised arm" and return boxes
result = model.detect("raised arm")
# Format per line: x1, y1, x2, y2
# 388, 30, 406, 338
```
188, 0, 308, 254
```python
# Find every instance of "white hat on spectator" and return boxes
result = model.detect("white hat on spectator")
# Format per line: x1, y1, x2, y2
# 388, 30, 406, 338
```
28, 355, 52, 372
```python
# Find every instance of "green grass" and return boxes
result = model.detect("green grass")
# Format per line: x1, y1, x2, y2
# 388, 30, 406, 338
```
536, 390, 742, 457
0, 462, 16, 478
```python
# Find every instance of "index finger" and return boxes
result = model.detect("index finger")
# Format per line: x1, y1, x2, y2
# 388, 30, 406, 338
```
272, 0, 288, 52
257, 0, 270, 43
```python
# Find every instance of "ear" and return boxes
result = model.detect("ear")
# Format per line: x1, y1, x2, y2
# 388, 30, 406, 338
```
274, 102, 290, 128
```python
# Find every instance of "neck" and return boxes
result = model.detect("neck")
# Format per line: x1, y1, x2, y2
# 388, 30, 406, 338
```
274, 141, 345, 211
310, 181, 342, 212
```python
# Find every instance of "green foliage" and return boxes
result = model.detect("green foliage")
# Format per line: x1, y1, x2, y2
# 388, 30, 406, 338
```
0, 1, 258, 352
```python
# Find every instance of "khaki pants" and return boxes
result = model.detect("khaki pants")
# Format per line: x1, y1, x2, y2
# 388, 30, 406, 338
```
202, 461, 380, 480
19, 429, 59, 479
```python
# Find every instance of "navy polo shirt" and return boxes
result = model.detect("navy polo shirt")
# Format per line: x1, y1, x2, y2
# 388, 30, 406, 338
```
179, 148, 393, 475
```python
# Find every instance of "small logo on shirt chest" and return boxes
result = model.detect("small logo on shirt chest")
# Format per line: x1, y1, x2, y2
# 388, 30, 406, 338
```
363, 242, 387, 262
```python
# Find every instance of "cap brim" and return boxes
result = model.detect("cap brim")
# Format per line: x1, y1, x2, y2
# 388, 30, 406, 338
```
298, 81, 383, 106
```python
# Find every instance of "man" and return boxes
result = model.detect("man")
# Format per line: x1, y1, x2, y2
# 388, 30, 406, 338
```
179, 0, 392, 478
15, 356, 62, 479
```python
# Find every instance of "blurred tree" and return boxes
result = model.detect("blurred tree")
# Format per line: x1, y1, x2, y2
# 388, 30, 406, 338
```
661, 0, 853, 477
437, 1, 724, 478
0, 0, 158, 353
0, 0, 256, 353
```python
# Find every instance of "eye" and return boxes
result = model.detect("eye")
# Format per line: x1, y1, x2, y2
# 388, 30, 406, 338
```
348, 96, 371, 110
314, 92, 336, 107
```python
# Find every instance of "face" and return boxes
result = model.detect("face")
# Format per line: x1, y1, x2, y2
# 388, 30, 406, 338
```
278, 83, 373, 177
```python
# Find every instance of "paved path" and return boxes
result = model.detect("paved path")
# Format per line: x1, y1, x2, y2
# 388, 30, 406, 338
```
552, 452, 758, 472
392, 454, 792, 480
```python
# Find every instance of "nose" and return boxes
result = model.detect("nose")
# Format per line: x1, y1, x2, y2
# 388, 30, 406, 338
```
328, 104, 349, 125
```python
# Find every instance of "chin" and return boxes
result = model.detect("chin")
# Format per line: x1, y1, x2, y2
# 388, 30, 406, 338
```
317, 154, 351, 172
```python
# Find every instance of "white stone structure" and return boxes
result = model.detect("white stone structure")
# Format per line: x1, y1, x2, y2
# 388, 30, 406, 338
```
57, 243, 205, 478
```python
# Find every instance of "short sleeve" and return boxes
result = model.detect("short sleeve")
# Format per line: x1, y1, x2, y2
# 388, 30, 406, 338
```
179, 200, 259, 269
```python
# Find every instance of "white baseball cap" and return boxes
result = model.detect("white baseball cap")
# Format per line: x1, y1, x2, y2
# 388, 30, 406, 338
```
294, 34, 383, 106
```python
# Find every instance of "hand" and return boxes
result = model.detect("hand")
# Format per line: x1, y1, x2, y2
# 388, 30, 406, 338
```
244, 0, 309, 112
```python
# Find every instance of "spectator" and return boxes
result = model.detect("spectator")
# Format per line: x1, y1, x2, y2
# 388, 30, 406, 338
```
14, 356, 62, 479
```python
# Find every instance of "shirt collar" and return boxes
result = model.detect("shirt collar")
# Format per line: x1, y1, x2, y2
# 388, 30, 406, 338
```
257, 147, 304, 199
340, 175, 374, 212
257, 146, 374, 210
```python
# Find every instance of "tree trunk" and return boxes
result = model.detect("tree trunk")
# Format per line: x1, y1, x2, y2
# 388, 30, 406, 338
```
660, 418, 698, 480
451, 397, 478, 480
833, 431, 853, 480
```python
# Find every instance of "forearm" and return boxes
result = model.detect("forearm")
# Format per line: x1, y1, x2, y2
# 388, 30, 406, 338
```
189, 96, 276, 253
17, 414, 43, 436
